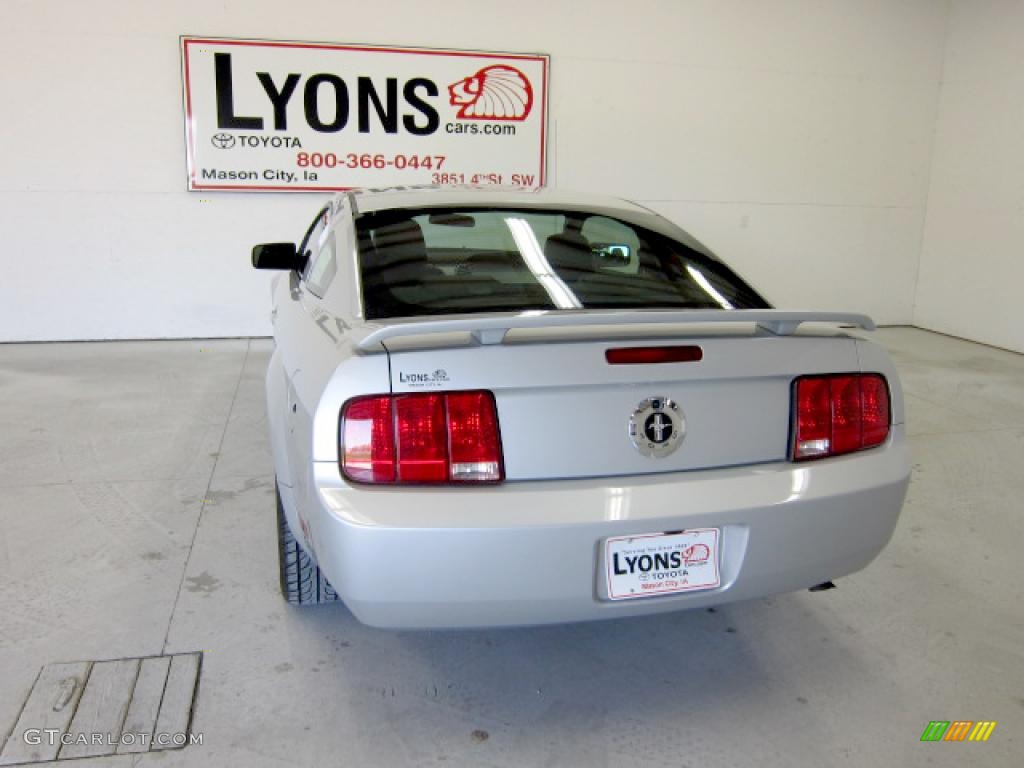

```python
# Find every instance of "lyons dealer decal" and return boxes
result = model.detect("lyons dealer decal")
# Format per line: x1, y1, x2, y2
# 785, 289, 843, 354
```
180, 37, 549, 192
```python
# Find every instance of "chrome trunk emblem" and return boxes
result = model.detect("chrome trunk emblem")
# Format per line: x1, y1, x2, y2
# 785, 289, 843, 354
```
629, 397, 685, 457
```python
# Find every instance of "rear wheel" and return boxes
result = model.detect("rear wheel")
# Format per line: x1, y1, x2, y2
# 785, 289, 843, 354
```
276, 484, 338, 605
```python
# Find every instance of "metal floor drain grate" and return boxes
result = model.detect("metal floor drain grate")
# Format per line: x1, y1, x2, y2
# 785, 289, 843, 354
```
0, 652, 202, 765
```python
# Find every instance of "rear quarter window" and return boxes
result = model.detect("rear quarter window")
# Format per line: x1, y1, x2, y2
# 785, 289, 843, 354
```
305, 233, 337, 298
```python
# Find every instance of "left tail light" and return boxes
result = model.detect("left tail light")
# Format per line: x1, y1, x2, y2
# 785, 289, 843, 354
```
792, 373, 891, 461
340, 391, 504, 484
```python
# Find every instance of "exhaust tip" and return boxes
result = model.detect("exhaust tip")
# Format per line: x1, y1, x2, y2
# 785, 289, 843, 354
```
809, 580, 837, 592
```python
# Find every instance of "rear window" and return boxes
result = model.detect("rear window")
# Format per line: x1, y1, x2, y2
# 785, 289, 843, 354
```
356, 207, 768, 319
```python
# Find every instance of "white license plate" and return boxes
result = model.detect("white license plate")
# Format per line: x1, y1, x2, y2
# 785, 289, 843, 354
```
605, 528, 721, 600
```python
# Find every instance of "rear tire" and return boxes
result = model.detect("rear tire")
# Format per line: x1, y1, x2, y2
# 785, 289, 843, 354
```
276, 484, 338, 605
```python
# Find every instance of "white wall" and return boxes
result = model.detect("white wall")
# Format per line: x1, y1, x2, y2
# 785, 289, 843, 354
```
0, 0, 947, 341
914, 0, 1024, 353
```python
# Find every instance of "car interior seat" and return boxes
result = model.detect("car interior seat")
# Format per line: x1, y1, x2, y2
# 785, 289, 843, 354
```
359, 219, 447, 316
543, 218, 594, 282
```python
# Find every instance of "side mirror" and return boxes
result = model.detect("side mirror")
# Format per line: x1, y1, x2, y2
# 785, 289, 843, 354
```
252, 242, 306, 271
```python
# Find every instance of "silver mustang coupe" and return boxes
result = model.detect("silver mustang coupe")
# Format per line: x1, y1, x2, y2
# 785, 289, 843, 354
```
252, 186, 910, 629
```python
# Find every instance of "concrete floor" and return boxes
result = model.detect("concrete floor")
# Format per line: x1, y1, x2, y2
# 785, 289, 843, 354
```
0, 327, 1021, 767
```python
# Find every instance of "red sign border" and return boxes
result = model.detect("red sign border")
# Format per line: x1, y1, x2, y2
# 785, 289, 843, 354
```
180, 36, 549, 193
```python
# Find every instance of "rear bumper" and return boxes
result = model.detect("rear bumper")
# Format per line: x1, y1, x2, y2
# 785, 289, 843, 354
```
304, 427, 910, 629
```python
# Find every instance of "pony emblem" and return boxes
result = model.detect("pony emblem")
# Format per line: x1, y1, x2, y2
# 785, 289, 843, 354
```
448, 65, 534, 120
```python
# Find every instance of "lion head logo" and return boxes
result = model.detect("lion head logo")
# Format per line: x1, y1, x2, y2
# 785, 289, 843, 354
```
448, 65, 533, 121
683, 543, 711, 565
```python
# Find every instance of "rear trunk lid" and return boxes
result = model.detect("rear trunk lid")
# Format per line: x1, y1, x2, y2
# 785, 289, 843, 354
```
366, 312, 867, 481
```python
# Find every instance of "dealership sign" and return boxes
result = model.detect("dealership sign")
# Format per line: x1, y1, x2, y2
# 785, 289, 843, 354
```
180, 37, 549, 192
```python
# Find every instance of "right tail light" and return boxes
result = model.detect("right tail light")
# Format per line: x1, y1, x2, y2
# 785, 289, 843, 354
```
792, 373, 890, 461
340, 391, 504, 484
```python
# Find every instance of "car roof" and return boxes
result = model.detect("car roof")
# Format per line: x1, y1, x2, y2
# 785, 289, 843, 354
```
343, 185, 652, 216
338, 185, 711, 254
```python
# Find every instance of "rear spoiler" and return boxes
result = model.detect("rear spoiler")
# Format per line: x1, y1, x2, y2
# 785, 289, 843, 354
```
353, 309, 875, 351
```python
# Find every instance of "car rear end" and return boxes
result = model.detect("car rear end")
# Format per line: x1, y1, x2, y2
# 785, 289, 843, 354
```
297, 196, 910, 628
